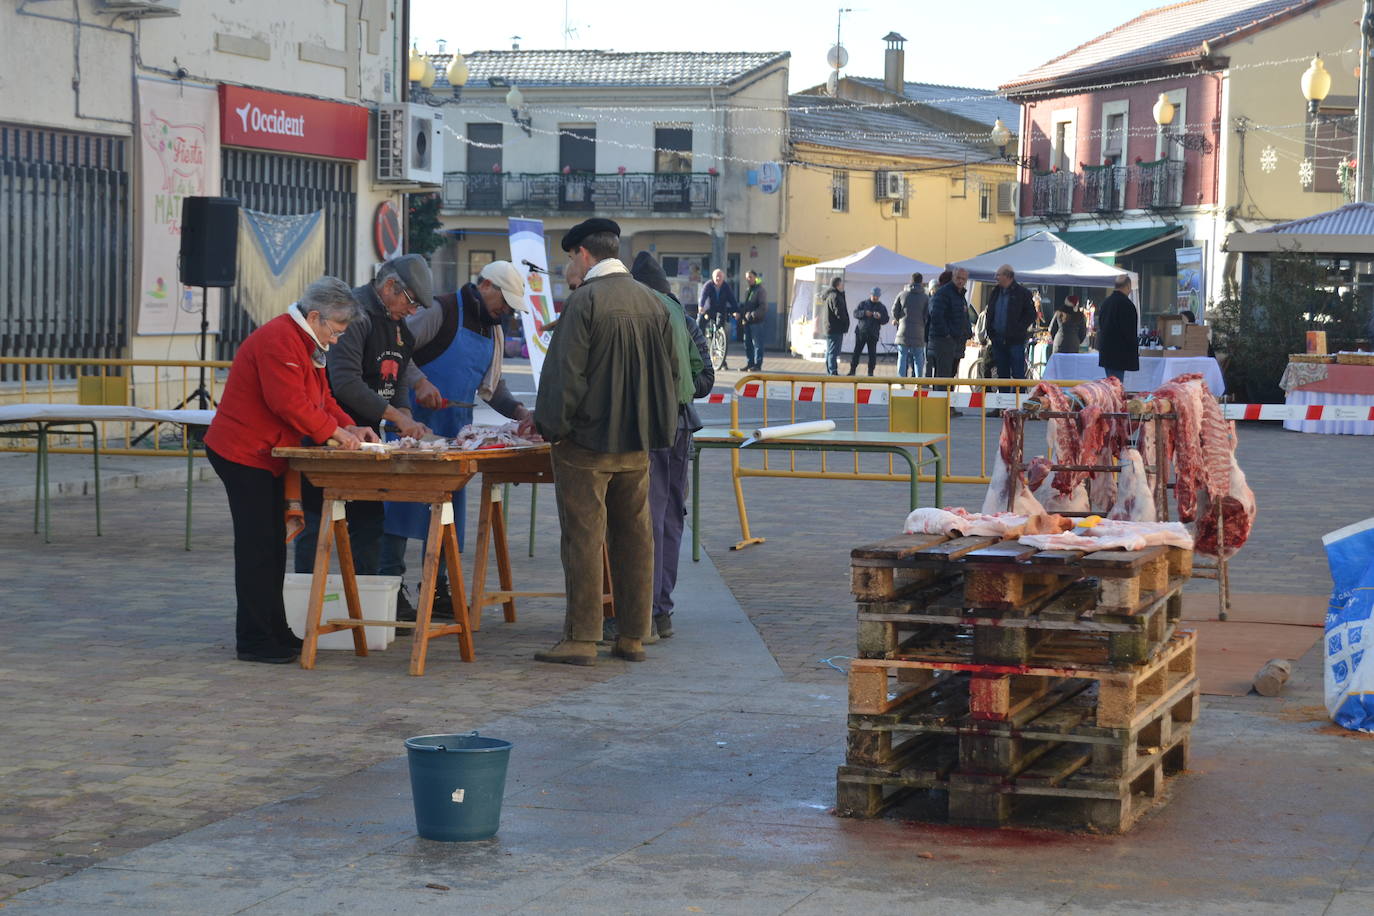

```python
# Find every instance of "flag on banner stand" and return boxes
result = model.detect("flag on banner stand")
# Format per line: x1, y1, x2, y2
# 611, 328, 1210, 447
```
508, 218, 555, 386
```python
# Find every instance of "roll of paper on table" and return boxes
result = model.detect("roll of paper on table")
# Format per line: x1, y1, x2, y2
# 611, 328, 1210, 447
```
740, 419, 836, 447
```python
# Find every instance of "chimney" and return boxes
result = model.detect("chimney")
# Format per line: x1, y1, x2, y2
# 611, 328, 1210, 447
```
883, 32, 906, 94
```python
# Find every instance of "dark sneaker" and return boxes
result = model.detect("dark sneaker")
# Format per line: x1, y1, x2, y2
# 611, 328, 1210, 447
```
237, 651, 298, 665
396, 588, 417, 623
654, 614, 674, 638
599, 617, 619, 645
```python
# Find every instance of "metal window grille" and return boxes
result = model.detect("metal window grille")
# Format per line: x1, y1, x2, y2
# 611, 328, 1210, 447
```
0, 124, 130, 382
218, 148, 356, 358
831, 170, 848, 212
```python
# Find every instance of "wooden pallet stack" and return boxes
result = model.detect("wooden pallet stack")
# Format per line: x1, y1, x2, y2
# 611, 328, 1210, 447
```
837, 532, 1200, 832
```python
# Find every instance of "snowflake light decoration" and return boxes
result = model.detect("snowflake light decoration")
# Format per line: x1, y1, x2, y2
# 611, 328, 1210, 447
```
1298, 158, 1314, 188
1260, 146, 1278, 173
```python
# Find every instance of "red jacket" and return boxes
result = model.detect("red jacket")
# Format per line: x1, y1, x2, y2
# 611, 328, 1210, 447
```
205, 313, 353, 474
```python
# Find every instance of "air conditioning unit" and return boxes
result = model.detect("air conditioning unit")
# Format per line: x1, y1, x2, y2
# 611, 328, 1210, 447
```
875, 170, 905, 200
996, 181, 1019, 214
375, 104, 445, 187
99, 0, 181, 16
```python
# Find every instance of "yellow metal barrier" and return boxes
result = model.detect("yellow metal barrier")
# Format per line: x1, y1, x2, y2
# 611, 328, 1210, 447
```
728, 372, 1070, 488
0, 356, 231, 457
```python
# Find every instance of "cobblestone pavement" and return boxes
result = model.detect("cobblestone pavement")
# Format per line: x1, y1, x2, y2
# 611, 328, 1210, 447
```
1, 354, 1367, 900
0, 480, 612, 900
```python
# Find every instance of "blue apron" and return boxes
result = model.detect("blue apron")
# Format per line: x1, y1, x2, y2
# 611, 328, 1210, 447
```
383, 325, 494, 547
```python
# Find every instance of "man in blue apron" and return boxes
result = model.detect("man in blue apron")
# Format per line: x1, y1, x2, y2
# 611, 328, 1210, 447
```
381, 260, 534, 621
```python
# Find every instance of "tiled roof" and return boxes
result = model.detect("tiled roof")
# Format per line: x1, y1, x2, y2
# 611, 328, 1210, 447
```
429, 50, 788, 89
1001, 0, 1328, 91
1256, 202, 1374, 234
849, 78, 1019, 129
788, 95, 989, 163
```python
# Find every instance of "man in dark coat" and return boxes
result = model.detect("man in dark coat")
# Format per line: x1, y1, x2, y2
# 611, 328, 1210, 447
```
820, 277, 849, 375
848, 287, 889, 376
534, 218, 679, 667
1097, 274, 1140, 382
927, 268, 973, 380
984, 264, 1041, 388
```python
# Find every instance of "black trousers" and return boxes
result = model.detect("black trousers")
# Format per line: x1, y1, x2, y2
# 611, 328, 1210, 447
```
207, 446, 299, 656
849, 335, 879, 375
293, 478, 384, 575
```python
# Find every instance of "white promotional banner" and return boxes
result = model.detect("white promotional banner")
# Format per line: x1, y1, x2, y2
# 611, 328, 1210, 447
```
508, 218, 554, 386
135, 78, 221, 335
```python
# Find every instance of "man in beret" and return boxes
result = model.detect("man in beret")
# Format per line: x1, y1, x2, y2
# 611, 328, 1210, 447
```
533, 218, 679, 666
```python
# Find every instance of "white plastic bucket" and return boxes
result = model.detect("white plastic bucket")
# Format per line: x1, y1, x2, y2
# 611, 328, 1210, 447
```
283, 574, 401, 650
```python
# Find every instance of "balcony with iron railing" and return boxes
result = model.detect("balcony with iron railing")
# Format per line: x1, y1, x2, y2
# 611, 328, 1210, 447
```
442, 171, 720, 215
1080, 165, 1127, 213
1030, 170, 1075, 217
1135, 159, 1185, 209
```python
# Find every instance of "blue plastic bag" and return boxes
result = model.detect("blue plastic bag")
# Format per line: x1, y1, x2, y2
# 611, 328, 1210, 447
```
1323, 518, 1374, 732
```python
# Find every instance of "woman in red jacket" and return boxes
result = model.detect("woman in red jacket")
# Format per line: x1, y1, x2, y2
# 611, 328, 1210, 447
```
204, 277, 378, 664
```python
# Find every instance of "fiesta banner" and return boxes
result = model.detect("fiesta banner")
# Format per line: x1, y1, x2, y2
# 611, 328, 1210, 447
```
135, 77, 221, 335
235, 208, 326, 329
507, 218, 555, 386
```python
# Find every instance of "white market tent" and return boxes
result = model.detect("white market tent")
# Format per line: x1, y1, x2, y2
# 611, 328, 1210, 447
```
950, 230, 1138, 290
788, 245, 941, 360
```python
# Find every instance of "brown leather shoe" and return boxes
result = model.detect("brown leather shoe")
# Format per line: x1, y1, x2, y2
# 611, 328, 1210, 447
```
533, 639, 598, 666
611, 637, 646, 662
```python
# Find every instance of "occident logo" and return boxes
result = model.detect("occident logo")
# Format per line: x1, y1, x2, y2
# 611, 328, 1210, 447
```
234, 102, 306, 138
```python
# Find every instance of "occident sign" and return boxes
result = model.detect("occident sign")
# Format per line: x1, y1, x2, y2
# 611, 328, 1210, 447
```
218, 85, 368, 160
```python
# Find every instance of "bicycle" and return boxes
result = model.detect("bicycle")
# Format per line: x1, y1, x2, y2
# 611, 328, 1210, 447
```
701, 314, 729, 371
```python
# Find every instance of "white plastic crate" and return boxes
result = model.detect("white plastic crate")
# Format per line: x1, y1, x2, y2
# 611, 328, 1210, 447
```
283, 574, 401, 650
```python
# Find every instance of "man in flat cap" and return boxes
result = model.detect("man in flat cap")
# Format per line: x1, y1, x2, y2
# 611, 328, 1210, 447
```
381, 260, 540, 622
295, 253, 435, 576
534, 218, 679, 666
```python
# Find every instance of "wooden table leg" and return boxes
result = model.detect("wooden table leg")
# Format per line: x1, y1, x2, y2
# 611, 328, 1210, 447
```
301, 497, 342, 669
332, 513, 369, 657
492, 489, 517, 623
442, 511, 475, 663
469, 481, 495, 632
408, 503, 446, 677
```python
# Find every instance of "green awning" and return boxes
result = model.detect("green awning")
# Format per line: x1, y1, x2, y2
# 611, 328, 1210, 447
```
1058, 225, 1184, 262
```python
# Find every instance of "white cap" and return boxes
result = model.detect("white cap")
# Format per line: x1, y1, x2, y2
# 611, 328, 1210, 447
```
479, 260, 529, 312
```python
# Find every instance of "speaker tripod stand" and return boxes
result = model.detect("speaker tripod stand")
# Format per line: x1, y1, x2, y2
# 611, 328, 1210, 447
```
130, 286, 216, 447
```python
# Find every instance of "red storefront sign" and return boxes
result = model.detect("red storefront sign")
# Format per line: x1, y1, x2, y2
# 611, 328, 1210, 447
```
219, 86, 368, 160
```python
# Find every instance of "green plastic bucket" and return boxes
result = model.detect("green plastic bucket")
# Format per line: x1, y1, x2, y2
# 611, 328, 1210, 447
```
404, 731, 512, 842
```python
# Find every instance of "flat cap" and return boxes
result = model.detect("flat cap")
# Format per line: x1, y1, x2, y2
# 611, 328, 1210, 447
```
560, 217, 622, 252
386, 253, 434, 308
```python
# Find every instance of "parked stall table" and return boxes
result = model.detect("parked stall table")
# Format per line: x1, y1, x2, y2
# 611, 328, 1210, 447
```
1044, 353, 1225, 395
1280, 361, 1374, 435
0, 404, 214, 546
274, 443, 551, 675
690, 427, 945, 560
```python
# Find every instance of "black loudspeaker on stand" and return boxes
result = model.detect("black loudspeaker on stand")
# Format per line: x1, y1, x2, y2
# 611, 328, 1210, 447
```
176, 196, 239, 411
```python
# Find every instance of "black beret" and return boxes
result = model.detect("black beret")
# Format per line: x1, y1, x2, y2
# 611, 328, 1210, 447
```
560, 217, 622, 252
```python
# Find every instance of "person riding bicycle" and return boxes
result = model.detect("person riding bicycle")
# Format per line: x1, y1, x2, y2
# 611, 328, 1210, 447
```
697, 269, 738, 369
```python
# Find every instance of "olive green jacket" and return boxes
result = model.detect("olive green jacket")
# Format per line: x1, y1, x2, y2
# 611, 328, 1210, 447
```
534, 270, 679, 453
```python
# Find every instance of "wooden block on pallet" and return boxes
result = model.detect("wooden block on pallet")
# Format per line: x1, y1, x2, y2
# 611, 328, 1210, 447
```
1138, 554, 1170, 594
1095, 631, 1196, 728
969, 673, 1062, 721
1167, 547, 1194, 578
946, 784, 1013, 827
849, 665, 940, 714
973, 624, 1055, 665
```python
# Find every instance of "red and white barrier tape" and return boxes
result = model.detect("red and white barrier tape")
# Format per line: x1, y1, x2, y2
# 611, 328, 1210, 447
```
696, 385, 1372, 422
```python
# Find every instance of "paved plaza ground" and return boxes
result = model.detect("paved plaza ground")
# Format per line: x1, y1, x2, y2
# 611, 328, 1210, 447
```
2, 353, 1373, 913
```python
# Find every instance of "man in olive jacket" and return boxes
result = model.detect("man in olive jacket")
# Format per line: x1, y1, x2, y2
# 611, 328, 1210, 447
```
534, 218, 679, 667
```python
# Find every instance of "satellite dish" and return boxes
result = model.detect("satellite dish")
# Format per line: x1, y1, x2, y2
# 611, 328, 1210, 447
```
826, 71, 840, 96
826, 44, 848, 70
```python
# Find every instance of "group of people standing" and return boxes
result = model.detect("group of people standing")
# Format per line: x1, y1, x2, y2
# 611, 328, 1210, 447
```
815, 265, 1140, 386
207, 218, 711, 668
